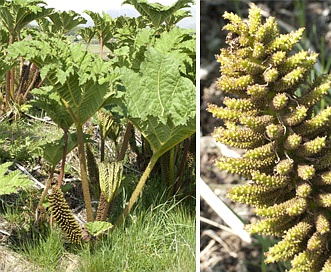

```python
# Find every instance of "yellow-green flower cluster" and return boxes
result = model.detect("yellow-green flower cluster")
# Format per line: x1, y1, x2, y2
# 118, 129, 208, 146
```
211, 4, 331, 271
49, 186, 82, 243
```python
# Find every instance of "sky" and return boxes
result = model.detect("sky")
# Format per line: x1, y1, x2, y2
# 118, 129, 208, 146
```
44, 0, 196, 28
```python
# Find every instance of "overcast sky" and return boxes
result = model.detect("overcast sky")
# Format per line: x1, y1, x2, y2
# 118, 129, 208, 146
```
44, 0, 196, 28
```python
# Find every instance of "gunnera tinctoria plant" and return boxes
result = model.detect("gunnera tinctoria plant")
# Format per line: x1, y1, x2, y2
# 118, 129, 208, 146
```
208, 4, 331, 271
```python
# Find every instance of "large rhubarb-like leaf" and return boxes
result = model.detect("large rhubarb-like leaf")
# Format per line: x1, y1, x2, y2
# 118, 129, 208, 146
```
153, 27, 195, 79
0, 162, 33, 196
7, 36, 118, 125
0, 0, 53, 36
123, 0, 193, 28
31, 87, 73, 130
121, 47, 195, 156
48, 10, 86, 34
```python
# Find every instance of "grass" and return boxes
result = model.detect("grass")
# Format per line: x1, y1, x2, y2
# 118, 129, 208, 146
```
19, 230, 66, 271
86, 43, 111, 59
78, 202, 195, 272
5, 193, 195, 272
0, 146, 195, 272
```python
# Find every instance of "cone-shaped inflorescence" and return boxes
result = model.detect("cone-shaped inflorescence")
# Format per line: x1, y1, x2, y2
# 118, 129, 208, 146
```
49, 186, 82, 243
210, 4, 331, 271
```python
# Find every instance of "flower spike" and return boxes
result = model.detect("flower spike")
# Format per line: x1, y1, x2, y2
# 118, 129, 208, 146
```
211, 5, 331, 270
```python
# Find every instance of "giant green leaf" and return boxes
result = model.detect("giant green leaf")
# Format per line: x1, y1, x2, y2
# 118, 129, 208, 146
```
153, 27, 195, 78
37, 10, 86, 36
48, 10, 86, 35
31, 87, 73, 130
123, 0, 193, 28
121, 47, 195, 156
131, 115, 195, 157
164, 9, 192, 27
49, 72, 112, 125
0, 162, 33, 196
7, 36, 118, 125
84, 11, 114, 45
0, 0, 53, 37
79, 27, 96, 45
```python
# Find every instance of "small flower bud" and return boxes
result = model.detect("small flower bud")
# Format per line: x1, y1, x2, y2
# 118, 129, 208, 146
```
284, 134, 302, 150
263, 67, 279, 83
266, 124, 284, 140
297, 165, 315, 181
274, 159, 293, 175
271, 93, 288, 111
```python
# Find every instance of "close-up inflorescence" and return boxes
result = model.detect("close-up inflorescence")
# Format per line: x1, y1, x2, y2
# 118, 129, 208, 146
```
209, 4, 331, 271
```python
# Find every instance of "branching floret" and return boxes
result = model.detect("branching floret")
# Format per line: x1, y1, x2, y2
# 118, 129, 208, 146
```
209, 4, 331, 271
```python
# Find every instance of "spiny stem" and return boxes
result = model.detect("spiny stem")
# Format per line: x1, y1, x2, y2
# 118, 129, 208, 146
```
57, 129, 68, 187
114, 153, 159, 227
76, 124, 94, 222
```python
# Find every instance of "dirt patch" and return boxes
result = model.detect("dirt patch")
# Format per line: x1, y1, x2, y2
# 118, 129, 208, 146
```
0, 245, 39, 272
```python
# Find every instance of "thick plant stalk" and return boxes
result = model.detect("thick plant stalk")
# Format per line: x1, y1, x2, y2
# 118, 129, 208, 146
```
23, 64, 40, 100
169, 147, 175, 187
76, 125, 94, 222
5, 34, 15, 108
15, 63, 31, 101
173, 137, 191, 195
86, 142, 100, 199
160, 150, 170, 185
9, 67, 15, 101
57, 129, 68, 187
62, 98, 94, 222
117, 122, 132, 161
35, 167, 55, 226
5, 72, 10, 109
99, 36, 103, 58
114, 153, 159, 227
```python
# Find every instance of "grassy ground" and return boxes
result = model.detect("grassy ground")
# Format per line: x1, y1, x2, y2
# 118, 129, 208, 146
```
0, 169, 195, 272
0, 114, 195, 272
8, 195, 195, 272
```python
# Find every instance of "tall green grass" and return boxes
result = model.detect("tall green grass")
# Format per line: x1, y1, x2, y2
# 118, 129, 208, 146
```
79, 201, 195, 272
11, 188, 195, 272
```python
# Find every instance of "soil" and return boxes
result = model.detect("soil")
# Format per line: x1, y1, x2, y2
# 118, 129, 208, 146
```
0, 245, 38, 272
200, 1, 331, 271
